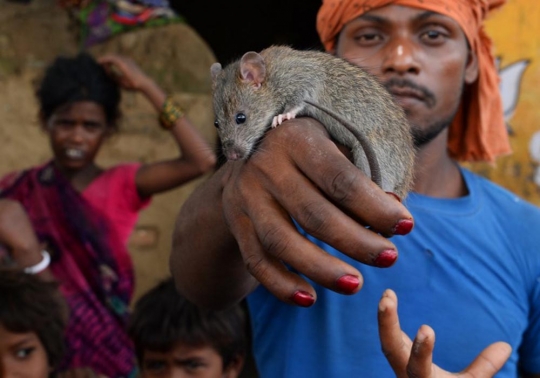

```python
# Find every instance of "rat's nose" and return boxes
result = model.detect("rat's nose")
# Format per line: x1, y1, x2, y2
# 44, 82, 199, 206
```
222, 141, 245, 161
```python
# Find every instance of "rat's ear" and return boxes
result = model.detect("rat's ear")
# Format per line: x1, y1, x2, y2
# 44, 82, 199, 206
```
240, 52, 266, 88
210, 63, 222, 87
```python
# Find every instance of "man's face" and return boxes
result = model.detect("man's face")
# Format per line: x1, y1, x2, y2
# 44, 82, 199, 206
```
335, 5, 478, 147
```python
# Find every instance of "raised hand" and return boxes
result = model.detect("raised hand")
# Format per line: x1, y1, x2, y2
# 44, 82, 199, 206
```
378, 289, 512, 378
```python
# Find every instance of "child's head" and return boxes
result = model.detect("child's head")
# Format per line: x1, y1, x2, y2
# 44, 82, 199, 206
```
36, 53, 121, 173
0, 269, 67, 377
129, 278, 247, 378
36, 52, 121, 129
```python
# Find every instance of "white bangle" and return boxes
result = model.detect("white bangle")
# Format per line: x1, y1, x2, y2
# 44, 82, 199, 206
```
23, 250, 51, 275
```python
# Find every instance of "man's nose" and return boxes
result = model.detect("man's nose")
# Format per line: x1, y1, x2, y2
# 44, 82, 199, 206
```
381, 38, 420, 75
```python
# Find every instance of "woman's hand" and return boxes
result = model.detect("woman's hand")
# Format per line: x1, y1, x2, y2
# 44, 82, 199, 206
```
97, 54, 153, 92
0, 199, 42, 267
378, 289, 512, 377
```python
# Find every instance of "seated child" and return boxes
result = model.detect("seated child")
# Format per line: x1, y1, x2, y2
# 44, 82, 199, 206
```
128, 278, 247, 378
0, 269, 67, 377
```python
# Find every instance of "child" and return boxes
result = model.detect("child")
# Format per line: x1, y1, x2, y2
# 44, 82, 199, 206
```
128, 278, 247, 378
0, 269, 67, 377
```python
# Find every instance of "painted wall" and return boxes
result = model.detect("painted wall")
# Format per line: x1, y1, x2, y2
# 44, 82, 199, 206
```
470, 0, 540, 205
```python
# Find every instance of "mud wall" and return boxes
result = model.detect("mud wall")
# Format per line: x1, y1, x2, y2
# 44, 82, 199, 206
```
0, 0, 217, 301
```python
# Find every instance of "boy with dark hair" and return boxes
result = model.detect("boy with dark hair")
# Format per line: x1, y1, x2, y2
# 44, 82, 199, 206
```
129, 278, 246, 378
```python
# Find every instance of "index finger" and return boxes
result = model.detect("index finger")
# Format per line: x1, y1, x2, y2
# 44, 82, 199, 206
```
378, 289, 413, 376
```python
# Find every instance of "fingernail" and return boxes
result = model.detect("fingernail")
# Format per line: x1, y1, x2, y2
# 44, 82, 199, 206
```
386, 191, 401, 202
291, 291, 315, 307
335, 274, 360, 294
393, 219, 413, 235
374, 249, 398, 267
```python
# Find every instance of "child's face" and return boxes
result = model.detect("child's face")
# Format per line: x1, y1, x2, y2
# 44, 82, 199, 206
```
0, 323, 50, 378
141, 343, 243, 378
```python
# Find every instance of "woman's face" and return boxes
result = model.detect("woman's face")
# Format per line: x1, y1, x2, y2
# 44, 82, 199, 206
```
45, 101, 110, 173
0, 323, 50, 378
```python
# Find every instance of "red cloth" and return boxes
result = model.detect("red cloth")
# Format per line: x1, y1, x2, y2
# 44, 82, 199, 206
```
83, 163, 150, 244
316, 0, 511, 162
0, 162, 150, 376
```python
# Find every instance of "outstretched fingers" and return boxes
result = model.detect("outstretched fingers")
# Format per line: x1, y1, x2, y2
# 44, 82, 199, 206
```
460, 342, 511, 378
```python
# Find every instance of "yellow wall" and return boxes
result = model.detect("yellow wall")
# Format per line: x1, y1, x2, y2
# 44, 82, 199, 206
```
471, 0, 540, 205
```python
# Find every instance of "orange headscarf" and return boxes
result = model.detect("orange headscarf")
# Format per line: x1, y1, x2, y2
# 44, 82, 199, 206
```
317, 0, 510, 162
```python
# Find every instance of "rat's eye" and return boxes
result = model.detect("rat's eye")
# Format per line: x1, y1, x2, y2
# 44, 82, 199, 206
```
235, 113, 246, 125
214, 120, 220, 128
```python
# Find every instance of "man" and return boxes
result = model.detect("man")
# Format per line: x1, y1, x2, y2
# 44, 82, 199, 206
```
170, 0, 540, 376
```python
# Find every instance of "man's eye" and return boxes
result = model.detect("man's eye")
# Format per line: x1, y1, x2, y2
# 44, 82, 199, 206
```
15, 347, 35, 359
420, 28, 447, 44
425, 30, 442, 39
354, 33, 383, 46
359, 34, 378, 40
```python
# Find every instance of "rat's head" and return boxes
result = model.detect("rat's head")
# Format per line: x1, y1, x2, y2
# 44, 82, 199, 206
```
211, 51, 279, 161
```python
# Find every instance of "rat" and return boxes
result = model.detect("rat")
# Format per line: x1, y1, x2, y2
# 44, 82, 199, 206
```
210, 45, 415, 199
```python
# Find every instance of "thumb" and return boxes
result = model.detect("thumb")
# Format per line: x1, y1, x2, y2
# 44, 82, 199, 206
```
461, 342, 511, 377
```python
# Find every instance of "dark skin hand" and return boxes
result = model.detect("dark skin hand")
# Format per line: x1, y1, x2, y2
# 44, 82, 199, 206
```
378, 289, 514, 378
0, 199, 54, 280
171, 117, 412, 309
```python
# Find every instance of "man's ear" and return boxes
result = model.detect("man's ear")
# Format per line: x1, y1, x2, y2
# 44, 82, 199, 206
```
223, 354, 245, 378
464, 48, 479, 84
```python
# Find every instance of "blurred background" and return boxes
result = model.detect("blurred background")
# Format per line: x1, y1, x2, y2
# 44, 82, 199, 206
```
0, 0, 539, 302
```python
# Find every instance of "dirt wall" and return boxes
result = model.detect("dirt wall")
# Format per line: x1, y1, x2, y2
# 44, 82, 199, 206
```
0, 0, 218, 301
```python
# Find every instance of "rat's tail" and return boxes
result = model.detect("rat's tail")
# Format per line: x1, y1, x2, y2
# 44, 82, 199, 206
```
304, 99, 382, 188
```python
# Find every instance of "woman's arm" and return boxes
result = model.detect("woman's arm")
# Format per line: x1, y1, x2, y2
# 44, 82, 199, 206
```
0, 199, 53, 280
98, 54, 217, 197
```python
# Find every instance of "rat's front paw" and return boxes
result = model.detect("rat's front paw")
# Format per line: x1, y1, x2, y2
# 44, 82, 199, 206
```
272, 112, 298, 128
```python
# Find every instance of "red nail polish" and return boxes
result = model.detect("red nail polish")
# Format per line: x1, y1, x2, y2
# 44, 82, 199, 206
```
374, 249, 398, 267
393, 219, 413, 235
386, 191, 401, 202
336, 274, 360, 294
291, 291, 315, 307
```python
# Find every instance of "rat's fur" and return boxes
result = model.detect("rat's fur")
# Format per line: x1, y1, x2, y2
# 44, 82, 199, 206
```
211, 45, 415, 198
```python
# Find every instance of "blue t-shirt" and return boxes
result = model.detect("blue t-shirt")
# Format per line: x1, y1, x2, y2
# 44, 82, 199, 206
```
247, 168, 540, 377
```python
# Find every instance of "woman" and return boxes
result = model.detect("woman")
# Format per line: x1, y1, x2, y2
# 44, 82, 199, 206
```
0, 52, 216, 377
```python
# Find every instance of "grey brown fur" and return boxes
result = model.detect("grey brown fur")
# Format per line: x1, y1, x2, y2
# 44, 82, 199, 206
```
210, 45, 415, 199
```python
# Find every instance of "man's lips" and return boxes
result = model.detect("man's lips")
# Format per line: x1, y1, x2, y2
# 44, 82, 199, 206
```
384, 78, 436, 108
387, 86, 426, 102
